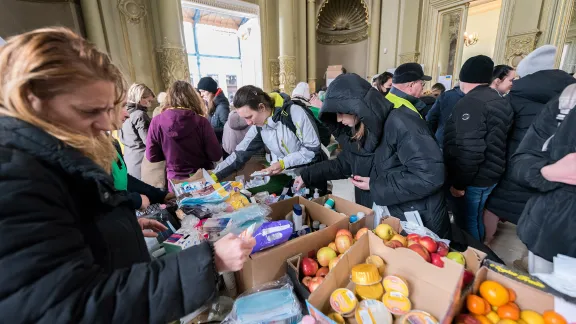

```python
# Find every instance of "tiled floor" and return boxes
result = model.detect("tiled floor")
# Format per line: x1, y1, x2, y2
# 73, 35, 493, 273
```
331, 179, 528, 270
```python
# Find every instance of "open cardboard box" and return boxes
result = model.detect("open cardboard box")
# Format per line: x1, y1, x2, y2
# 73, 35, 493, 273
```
287, 216, 402, 303
235, 197, 349, 292
461, 259, 576, 319
307, 231, 465, 323
313, 195, 375, 234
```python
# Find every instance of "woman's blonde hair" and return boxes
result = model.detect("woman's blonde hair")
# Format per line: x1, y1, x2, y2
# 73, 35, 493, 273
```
127, 83, 154, 104
0, 27, 126, 172
166, 81, 206, 116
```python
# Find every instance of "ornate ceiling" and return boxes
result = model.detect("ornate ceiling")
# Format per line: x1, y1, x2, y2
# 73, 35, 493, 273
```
316, 0, 369, 45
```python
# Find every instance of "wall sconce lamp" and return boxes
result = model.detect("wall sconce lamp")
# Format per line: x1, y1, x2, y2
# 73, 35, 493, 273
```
464, 32, 479, 46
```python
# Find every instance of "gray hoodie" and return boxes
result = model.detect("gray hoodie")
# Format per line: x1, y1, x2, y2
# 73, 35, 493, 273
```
222, 110, 249, 154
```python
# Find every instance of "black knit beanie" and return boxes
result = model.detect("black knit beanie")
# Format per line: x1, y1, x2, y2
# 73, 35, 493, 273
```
197, 77, 218, 94
459, 55, 494, 84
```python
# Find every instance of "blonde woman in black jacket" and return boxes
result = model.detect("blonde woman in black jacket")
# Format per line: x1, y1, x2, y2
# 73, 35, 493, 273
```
0, 28, 255, 323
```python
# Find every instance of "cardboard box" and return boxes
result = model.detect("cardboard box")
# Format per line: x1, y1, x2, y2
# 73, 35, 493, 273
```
307, 231, 464, 323
235, 197, 349, 292
313, 195, 375, 234
287, 216, 403, 303
326, 65, 343, 86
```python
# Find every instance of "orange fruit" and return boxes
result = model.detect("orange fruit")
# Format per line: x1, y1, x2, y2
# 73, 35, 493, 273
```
498, 303, 520, 321
475, 315, 493, 324
508, 289, 516, 302
542, 311, 567, 324
468, 295, 491, 315
480, 281, 510, 307
507, 302, 520, 311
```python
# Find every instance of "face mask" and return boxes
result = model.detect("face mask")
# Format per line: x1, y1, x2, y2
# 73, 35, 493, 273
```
234, 287, 301, 323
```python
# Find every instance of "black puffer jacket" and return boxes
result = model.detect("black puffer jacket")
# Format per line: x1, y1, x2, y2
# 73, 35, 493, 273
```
0, 117, 217, 323
301, 74, 450, 238
486, 70, 576, 223
444, 85, 513, 190
512, 86, 576, 261
210, 91, 230, 143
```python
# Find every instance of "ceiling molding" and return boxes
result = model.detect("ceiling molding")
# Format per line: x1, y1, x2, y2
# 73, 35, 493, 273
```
469, 0, 501, 15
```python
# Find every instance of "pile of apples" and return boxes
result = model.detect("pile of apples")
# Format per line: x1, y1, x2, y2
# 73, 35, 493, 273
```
301, 228, 368, 293
374, 223, 469, 271
458, 280, 567, 324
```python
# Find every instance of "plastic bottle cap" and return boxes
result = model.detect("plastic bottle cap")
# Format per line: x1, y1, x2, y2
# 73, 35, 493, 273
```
357, 212, 366, 219
293, 204, 302, 215
319, 224, 327, 230
349, 215, 358, 223
313, 220, 320, 228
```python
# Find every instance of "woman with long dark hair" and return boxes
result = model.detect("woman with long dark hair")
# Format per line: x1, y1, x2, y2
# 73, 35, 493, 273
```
490, 65, 515, 96
375, 72, 393, 95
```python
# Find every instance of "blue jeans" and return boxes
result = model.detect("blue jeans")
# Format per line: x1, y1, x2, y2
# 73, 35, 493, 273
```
459, 185, 496, 241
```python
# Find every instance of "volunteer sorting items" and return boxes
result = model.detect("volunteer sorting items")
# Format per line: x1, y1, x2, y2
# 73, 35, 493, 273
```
0, 27, 255, 323
212, 85, 327, 181
295, 72, 451, 238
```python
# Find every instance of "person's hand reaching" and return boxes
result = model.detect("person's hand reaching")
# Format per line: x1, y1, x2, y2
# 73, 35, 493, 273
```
293, 176, 305, 191
214, 233, 256, 272
262, 162, 283, 175
137, 218, 168, 237
350, 175, 370, 190
541, 153, 576, 185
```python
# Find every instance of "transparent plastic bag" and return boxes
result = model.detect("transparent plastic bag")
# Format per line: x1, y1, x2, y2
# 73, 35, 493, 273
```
221, 204, 272, 235
400, 221, 451, 246
223, 275, 302, 324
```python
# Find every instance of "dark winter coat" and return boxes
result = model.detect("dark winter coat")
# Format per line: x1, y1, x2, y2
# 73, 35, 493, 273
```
120, 103, 151, 179
0, 116, 218, 323
426, 86, 465, 147
301, 74, 451, 238
444, 85, 513, 190
419, 95, 436, 119
486, 70, 576, 223
210, 90, 231, 143
512, 87, 576, 261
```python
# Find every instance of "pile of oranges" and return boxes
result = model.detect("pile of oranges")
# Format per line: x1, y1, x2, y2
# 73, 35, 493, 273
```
466, 281, 567, 324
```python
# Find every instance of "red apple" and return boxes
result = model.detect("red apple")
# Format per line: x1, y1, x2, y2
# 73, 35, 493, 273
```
302, 257, 319, 277
407, 239, 420, 247
336, 229, 353, 240
462, 269, 475, 286
455, 314, 481, 324
408, 243, 431, 262
418, 236, 438, 254
385, 240, 403, 249
430, 253, 444, 268
355, 228, 369, 240
406, 233, 420, 241
302, 276, 312, 287
308, 277, 324, 292
436, 241, 449, 257
316, 267, 329, 278
335, 235, 353, 253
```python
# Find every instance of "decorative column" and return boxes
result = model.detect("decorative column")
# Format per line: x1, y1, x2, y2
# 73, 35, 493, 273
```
368, 0, 382, 76
307, 0, 317, 92
80, 0, 107, 52
278, 0, 297, 94
155, 0, 190, 90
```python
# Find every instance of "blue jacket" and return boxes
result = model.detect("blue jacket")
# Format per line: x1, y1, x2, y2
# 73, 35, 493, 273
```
426, 86, 465, 147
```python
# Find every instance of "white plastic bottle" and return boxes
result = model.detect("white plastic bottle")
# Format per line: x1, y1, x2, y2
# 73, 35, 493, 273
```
313, 188, 320, 199
293, 204, 303, 231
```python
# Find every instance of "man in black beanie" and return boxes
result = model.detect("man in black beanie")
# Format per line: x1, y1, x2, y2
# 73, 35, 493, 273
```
443, 55, 513, 241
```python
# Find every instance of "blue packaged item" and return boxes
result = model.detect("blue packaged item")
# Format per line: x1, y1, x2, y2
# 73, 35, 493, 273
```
252, 220, 293, 253
224, 204, 272, 235
288, 225, 311, 240
224, 275, 302, 324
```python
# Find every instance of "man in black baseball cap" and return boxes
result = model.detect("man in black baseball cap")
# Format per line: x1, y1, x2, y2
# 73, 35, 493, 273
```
385, 62, 432, 117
